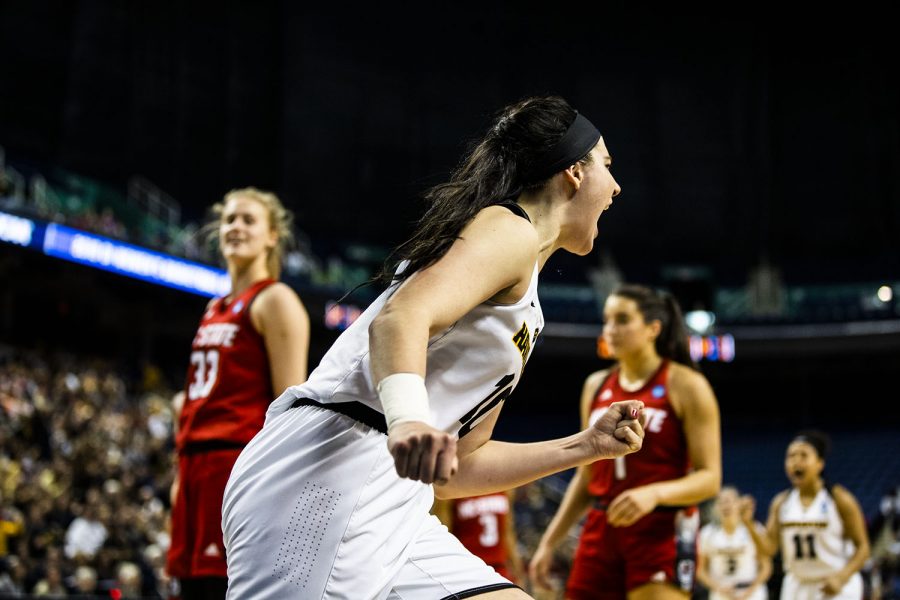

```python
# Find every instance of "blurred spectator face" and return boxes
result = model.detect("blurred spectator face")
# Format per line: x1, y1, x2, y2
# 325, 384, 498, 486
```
74, 565, 98, 592
116, 561, 142, 596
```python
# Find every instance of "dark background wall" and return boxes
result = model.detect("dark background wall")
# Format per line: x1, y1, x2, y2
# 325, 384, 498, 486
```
2, 3, 898, 285
1, 2, 898, 432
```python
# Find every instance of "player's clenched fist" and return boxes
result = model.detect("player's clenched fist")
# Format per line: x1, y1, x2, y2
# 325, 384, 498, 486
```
587, 400, 645, 459
388, 421, 458, 485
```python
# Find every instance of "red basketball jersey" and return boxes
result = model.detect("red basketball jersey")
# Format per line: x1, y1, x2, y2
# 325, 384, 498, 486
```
176, 279, 276, 451
587, 360, 689, 503
452, 493, 511, 568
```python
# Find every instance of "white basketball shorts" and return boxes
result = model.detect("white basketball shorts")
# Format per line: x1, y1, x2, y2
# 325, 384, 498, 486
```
779, 571, 862, 600
222, 402, 515, 599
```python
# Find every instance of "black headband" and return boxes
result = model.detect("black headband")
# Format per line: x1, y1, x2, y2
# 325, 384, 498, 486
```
524, 112, 602, 184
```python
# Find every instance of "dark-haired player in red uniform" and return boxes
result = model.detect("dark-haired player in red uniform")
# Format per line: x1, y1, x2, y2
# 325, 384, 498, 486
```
530, 284, 721, 599
433, 490, 526, 585
166, 187, 309, 600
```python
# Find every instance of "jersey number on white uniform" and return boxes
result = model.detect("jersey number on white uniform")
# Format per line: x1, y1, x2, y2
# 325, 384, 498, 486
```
188, 350, 220, 400
792, 533, 818, 560
458, 374, 514, 438
726, 556, 737, 575
478, 514, 499, 547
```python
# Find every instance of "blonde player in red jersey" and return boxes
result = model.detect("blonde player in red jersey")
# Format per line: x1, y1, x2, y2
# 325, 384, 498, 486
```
166, 187, 309, 600
530, 284, 722, 599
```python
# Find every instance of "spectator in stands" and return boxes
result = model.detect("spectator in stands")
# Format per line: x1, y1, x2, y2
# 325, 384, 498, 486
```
115, 561, 143, 598
71, 564, 99, 596
166, 187, 310, 600
31, 562, 67, 597
0, 554, 27, 596
64, 499, 108, 561
744, 430, 870, 600
530, 284, 722, 599
0, 493, 24, 559
697, 486, 772, 600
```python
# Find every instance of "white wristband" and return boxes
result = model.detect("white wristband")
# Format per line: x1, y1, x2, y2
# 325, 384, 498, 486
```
376, 373, 431, 429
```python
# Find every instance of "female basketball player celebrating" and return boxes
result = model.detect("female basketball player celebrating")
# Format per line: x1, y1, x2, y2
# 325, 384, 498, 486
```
743, 430, 870, 600
529, 284, 722, 599
167, 187, 310, 600
221, 95, 646, 599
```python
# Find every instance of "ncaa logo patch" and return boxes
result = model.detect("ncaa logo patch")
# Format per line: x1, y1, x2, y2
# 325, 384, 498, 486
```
601, 389, 613, 400
232, 300, 244, 314
652, 384, 665, 398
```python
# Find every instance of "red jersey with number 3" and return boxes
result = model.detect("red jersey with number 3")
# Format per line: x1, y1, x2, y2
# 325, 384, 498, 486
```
587, 360, 689, 503
176, 279, 276, 451
452, 493, 511, 568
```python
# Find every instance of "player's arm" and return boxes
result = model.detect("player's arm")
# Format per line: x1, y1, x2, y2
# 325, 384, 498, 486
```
749, 523, 773, 595
607, 367, 721, 527
822, 485, 870, 594
251, 282, 311, 395
693, 529, 723, 596
431, 498, 454, 530
169, 390, 186, 506
369, 207, 538, 485
503, 489, 527, 585
527, 370, 610, 589
745, 492, 786, 558
171, 390, 185, 436
434, 394, 643, 499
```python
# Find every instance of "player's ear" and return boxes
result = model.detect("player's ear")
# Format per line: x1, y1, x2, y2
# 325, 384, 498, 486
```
563, 162, 584, 192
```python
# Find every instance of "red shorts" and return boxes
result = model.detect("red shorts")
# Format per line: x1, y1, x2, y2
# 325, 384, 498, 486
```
166, 447, 242, 579
565, 507, 697, 599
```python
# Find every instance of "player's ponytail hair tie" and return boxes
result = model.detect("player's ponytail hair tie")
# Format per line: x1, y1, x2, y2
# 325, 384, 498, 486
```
523, 112, 601, 184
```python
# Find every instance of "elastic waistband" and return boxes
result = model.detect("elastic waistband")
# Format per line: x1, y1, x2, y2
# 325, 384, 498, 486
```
291, 397, 388, 435
180, 439, 245, 455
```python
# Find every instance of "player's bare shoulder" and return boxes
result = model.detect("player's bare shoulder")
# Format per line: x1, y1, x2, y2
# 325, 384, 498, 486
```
667, 362, 716, 416
668, 362, 711, 392
770, 489, 791, 514
250, 281, 307, 333
469, 205, 539, 259
583, 368, 612, 394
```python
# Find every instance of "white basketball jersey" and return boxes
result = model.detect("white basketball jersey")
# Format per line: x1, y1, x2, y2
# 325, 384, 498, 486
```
699, 522, 763, 588
778, 487, 854, 580
280, 260, 544, 438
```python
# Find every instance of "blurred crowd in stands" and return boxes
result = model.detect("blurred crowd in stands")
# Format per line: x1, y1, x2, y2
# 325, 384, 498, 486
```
2, 345, 898, 599
0, 347, 175, 598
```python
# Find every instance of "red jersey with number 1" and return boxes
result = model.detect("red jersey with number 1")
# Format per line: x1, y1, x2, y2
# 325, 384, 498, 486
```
176, 279, 276, 452
587, 360, 689, 503
452, 493, 511, 570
